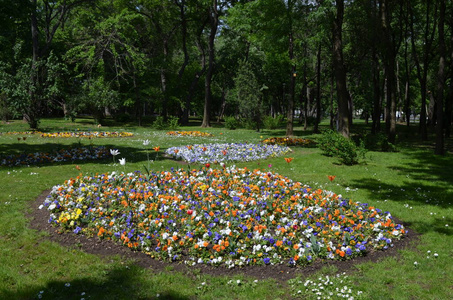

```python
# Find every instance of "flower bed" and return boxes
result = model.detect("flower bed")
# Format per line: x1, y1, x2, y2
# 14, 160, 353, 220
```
262, 137, 316, 147
165, 143, 291, 163
166, 131, 213, 137
40, 131, 134, 138
1, 131, 134, 138
41, 167, 406, 268
0, 146, 110, 166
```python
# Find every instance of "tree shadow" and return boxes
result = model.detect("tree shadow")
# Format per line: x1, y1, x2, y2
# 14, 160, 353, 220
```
0, 142, 172, 169
1, 264, 190, 300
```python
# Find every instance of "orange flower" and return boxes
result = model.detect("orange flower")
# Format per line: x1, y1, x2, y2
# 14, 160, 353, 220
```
284, 157, 294, 164
153, 146, 160, 152
328, 175, 336, 182
75, 165, 81, 171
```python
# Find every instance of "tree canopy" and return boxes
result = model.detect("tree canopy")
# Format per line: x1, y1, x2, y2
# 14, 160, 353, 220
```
0, 0, 452, 153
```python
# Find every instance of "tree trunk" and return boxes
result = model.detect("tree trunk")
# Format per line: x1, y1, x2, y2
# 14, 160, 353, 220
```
371, 50, 381, 134
201, 3, 218, 128
314, 43, 322, 134
435, 0, 445, 155
333, 0, 350, 138
380, 0, 397, 144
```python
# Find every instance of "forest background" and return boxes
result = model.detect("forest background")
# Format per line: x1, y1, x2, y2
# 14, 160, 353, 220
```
0, 0, 452, 154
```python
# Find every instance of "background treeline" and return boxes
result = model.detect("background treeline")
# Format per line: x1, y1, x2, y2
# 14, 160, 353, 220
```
0, 0, 452, 153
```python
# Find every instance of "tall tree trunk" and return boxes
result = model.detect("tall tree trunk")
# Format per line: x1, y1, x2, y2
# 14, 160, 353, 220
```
333, 0, 350, 138
371, 51, 381, 134
28, 0, 41, 129
380, 0, 397, 144
409, 1, 437, 140
447, 10, 453, 138
314, 43, 322, 133
202, 3, 218, 128
435, 0, 445, 155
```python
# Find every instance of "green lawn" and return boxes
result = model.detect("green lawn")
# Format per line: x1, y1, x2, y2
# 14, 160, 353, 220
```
0, 118, 452, 299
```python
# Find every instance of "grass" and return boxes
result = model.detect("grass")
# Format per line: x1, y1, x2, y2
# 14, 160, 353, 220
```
1, 117, 452, 299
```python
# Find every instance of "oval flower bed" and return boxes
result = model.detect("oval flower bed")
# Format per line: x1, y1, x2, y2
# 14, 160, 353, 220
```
165, 143, 292, 164
166, 131, 213, 137
41, 167, 406, 268
40, 131, 134, 138
0, 146, 110, 166
262, 137, 316, 147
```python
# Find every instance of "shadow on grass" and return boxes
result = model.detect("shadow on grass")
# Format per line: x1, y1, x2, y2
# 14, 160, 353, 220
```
1, 264, 190, 300
0, 142, 172, 168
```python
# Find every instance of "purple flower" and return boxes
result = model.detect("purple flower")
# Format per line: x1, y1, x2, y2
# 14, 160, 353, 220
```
263, 257, 271, 264
73, 226, 82, 234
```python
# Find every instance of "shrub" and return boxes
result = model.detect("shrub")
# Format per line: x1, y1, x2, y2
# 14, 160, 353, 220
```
362, 132, 398, 152
167, 116, 179, 130
241, 118, 258, 130
152, 116, 167, 130
263, 115, 284, 130
224, 116, 240, 130
318, 130, 365, 165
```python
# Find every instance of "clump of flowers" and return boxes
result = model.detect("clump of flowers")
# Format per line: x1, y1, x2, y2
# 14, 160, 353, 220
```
262, 137, 316, 147
165, 143, 292, 163
40, 131, 134, 138
289, 273, 366, 299
0, 146, 111, 166
41, 166, 406, 268
166, 131, 213, 137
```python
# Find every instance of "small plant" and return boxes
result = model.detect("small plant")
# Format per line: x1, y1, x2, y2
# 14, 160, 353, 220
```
317, 129, 365, 165
263, 115, 284, 130
289, 272, 366, 299
152, 116, 167, 130
224, 116, 240, 130
167, 116, 179, 130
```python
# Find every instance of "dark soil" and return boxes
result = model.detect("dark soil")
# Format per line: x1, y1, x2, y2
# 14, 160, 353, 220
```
27, 190, 420, 283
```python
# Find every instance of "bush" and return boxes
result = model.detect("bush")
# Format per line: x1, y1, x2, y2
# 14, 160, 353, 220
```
224, 116, 240, 130
241, 118, 258, 130
318, 130, 365, 165
362, 132, 398, 152
152, 116, 180, 130
263, 115, 284, 130
167, 116, 179, 130
152, 116, 167, 130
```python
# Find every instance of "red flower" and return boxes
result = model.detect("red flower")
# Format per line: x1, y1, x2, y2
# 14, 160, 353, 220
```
328, 175, 336, 182
205, 163, 210, 168
284, 157, 294, 164
187, 210, 193, 215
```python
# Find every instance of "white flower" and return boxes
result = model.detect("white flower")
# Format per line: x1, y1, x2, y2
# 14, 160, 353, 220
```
414, 261, 418, 267
119, 158, 126, 166
143, 139, 150, 146
110, 149, 120, 156
434, 253, 438, 258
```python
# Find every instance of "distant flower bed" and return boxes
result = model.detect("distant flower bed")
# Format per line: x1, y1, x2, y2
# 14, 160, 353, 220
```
262, 137, 316, 147
41, 167, 406, 268
166, 131, 214, 137
0, 146, 110, 166
1, 131, 134, 138
40, 131, 134, 138
165, 143, 291, 163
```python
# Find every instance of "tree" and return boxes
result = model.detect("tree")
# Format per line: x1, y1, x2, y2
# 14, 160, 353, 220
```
434, 0, 446, 155
227, 60, 263, 130
332, 0, 351, 137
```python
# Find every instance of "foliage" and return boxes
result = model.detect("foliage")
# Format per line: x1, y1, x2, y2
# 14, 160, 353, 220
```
317, 129, 366, 165
263, 115, 284, 130
360, 132, 398, 152
152, 116, 179, 130
224, 116, 241, 130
